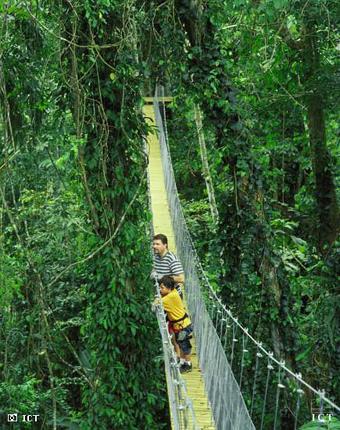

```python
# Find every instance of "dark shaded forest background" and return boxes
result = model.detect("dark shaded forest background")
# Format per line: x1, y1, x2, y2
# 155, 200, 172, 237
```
0, 0, 339, 429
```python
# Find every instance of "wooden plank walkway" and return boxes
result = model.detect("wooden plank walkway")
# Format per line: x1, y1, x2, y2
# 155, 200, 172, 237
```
143, 102, 215, 430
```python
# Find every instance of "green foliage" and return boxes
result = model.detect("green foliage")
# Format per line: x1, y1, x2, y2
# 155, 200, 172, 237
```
0, 0, 338, 428
0, 377, 41, 412
300, 417, 340, 430
0, 251, 23, 307
1, 1, 169, 427
0, 377, 80, 428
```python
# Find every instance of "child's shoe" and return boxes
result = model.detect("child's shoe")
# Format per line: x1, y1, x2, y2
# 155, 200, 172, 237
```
180, 362, 192, 373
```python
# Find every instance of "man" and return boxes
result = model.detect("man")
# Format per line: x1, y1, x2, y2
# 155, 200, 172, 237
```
151, 233, 185, 297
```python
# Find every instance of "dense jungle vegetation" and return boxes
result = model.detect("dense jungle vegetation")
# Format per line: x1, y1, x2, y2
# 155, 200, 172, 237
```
0, 0, 339, 429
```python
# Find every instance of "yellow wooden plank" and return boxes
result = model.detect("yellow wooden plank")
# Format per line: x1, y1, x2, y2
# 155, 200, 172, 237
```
144, 96, 173, 103
143, 102, 215, 430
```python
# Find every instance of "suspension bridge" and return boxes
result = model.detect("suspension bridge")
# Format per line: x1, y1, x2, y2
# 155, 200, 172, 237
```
143, 88, 340, 430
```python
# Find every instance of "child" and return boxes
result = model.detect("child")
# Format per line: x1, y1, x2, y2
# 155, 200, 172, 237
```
159, 275, 193, 373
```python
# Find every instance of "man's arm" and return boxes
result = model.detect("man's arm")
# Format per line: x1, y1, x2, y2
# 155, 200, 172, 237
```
172, 273, 185, 284
169, 254, 185, 284
150, 270, 159, 281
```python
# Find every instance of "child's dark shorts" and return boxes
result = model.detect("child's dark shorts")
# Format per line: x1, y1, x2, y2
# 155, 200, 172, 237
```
175, 324, 193, 355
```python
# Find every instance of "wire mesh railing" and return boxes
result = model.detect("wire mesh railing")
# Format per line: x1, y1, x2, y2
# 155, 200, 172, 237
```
153, 85, 340, 430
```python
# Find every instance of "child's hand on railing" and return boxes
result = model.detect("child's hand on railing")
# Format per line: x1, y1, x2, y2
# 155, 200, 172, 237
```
152, 297, 161, 312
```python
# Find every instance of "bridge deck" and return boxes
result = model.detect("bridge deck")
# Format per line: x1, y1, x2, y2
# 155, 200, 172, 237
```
143, 102, 215, 430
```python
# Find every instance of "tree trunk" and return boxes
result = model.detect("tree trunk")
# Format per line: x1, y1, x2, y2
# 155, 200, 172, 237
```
194, 104, 219, 224
303, 23, 339, 250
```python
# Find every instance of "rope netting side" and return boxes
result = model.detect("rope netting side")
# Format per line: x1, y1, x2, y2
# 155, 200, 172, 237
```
153, 85, 340, 429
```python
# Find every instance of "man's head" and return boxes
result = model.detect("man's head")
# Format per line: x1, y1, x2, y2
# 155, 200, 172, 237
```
153, 233, 168, 256
159, 275, 175, 296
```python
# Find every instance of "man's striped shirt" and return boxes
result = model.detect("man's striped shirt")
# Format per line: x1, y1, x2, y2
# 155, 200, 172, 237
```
154, 251, 184, 294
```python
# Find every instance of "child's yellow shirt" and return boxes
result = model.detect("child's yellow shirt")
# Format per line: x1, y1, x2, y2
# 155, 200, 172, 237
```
161, 289, 191, 330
